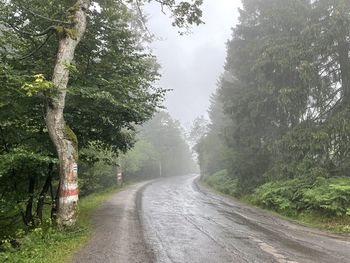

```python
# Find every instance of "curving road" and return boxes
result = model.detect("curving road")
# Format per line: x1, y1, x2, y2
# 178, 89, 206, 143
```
74, 175, 350, 263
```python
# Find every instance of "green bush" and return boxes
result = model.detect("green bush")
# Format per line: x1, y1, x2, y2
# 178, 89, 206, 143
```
251, 177, 350, 216
0, 186, 123, 263
303, 177, 350, 216
250, 178, 309, 213
0, 226, 85, 263
203, 170, 238, 197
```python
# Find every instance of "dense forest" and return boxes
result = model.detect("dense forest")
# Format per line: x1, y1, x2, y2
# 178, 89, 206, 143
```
121, 111, 197, 180
74, 111, 196, 198
0, 0, 163, 230
2, 0, 350, 261
0, 0, 201, 247
196, 0, 350, 224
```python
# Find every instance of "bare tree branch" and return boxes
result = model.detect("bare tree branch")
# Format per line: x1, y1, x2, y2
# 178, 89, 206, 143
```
17, 31, 54, 60
13, 0, 74, 26
4, 22, 56, 37
153, 0, 175, 14
135, 0, 154, 38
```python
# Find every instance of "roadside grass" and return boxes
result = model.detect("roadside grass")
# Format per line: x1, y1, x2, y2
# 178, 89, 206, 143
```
0, 185, 127, 263
203, 170, 238, 197
293, 212, 350, 233
202, 172, 350, 234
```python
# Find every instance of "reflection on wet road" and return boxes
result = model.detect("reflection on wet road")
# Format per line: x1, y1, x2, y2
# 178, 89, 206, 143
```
141, 175, 350, 263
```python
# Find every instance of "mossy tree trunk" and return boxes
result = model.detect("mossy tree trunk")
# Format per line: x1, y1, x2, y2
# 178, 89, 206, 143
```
46, 0, 89, 226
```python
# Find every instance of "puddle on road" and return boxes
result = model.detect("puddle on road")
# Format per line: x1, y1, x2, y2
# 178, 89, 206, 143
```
250, 237, 299, 263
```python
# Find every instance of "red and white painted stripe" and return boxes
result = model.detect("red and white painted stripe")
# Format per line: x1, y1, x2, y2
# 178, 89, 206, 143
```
60, 194, 79, 203
60, 162, 79, 203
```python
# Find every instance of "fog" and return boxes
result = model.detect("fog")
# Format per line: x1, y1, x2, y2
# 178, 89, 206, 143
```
145, 1, 242, 129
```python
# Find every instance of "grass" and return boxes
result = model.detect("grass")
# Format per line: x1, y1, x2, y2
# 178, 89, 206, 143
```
203, 169, 238, 197
202, 172, 350, 234
0, 185, 127, 263
291, 212, 350, 233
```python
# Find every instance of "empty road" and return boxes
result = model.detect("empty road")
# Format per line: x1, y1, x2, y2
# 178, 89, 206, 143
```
74, 175, 350, 263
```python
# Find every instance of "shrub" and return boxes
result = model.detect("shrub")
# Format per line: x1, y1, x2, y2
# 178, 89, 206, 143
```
251, 177, 350, 216
250, 178, 310, 213
203, 170, 238, 197
303, 177, 350, 216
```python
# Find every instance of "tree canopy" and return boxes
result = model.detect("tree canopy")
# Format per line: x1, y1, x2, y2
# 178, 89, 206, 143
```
122, 111, 197, 179
196, 0, 350, 194
0, 0, 203, 228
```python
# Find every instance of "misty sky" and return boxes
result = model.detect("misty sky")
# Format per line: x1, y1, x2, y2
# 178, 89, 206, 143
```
145, 1, 242, 129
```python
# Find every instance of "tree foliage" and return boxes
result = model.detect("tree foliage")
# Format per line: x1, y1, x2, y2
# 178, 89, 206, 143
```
122, 111, 197, 179
252, 177, 350, 217
196, 0, 350, 204
0, 0, 182, 231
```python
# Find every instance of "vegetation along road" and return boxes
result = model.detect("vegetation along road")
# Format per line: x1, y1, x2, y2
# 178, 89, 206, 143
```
74, 175, 350, 263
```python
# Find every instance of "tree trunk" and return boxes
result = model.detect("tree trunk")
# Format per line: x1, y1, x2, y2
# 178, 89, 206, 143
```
51, 181, 60, 222
46, 0, 89, 226
159, 160, 162, 177
36, 163, 54, 223
338, 36, 350, 105
26, 175, 36, 225
23, 175, 36, 226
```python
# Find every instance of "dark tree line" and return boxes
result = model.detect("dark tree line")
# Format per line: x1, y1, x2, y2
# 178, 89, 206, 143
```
196, 0, 350, 199
0, 0, 163, 231
0, 0, 203, 231
122, 111, 197, 179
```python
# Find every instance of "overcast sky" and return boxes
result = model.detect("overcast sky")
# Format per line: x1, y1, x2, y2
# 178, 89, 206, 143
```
145, 1, 242, 129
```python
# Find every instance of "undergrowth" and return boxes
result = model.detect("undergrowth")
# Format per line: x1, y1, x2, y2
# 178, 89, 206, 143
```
203, 172, 350, 233
203, 169, 238, 197
0, 185, 124, 263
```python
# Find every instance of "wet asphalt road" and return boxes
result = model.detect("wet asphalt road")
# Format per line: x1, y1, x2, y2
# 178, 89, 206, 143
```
74, 175, 350, 263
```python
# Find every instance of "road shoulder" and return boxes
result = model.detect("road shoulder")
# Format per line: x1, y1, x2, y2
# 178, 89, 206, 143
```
72, 181, 154, 263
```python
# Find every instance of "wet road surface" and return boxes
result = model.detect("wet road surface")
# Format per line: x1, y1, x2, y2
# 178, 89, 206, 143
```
75, 175, 350, 263
73, 181, 154, 263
